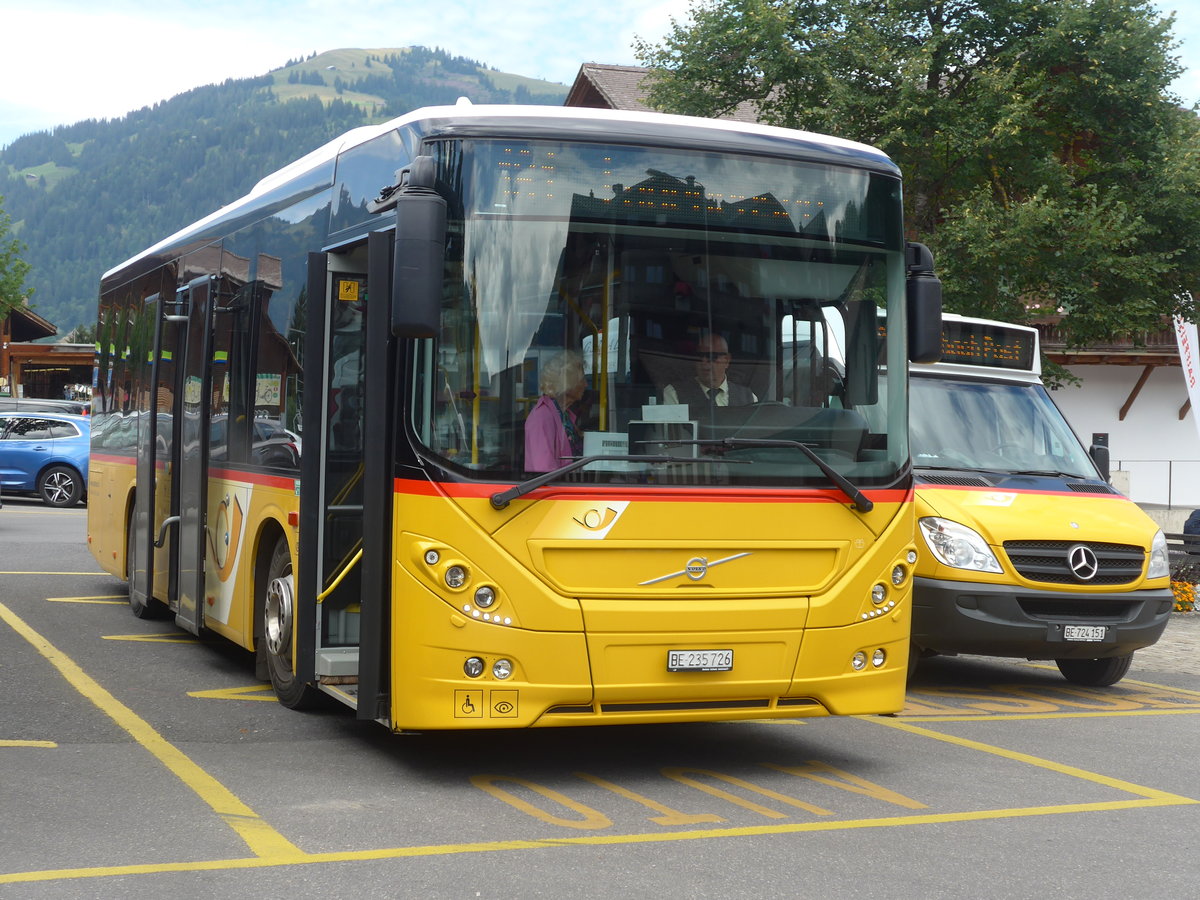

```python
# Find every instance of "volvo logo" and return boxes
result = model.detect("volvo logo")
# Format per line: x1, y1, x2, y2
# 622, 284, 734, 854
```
640, 552, 752, 586
1067, 544, 1099, 581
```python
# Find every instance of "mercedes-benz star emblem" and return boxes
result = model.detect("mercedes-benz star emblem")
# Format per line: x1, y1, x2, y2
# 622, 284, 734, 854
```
1067, 544, 1099, 581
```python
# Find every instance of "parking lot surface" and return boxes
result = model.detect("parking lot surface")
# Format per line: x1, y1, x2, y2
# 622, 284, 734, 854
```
2, 497, 1197, 899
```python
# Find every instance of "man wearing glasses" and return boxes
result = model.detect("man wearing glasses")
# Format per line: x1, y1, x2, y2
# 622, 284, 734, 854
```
662, 333, 757, 414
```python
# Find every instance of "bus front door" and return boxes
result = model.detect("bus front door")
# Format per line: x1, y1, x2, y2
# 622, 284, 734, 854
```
297, 237, 391, 721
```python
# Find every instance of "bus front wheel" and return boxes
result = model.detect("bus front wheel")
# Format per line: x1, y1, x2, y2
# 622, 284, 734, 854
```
261, 536, 320, 709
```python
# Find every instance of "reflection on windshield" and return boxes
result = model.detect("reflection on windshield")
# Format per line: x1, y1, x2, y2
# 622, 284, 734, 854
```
910, 378, 1095, 476
414, 138, 909, 488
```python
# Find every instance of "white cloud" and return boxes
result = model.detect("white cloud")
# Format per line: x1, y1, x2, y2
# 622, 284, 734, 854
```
0, 0, 1195, 148
1158, 2, 1200, 105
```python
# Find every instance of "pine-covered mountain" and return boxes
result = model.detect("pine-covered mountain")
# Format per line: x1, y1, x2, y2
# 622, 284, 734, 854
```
0, 47, 568, 335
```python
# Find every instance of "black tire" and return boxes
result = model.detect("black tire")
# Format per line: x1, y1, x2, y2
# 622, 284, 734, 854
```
126, 506, 165, 619
1055, 653, 1134, 687
906, 644, 922, 682
39, 465, 83, 507
261, 536, 319, 709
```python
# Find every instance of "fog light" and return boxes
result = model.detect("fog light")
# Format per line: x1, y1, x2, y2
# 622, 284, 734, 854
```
424, 549, 440, 565
871, 583, 887, 605
906, 550, 918, 565
464, 657, 484, 678
892, 565, 905, 586
872, 649, 886, 668
493, 658, 513, 679
445, 565, 467, 589
851, 651, 868, 671
474, 585, 496, 608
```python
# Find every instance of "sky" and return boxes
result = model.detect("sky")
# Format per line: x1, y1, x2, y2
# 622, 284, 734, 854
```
1, 0, 1199, 150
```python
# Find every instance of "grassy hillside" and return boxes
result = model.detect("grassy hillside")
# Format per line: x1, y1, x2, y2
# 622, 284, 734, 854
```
1, 47, 568, 335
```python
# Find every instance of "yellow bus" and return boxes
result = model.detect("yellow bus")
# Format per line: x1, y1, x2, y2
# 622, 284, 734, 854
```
88, 103, 942, 730
909, 314, 1172, 685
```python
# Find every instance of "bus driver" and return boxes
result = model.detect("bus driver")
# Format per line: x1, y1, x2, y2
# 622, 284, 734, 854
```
662, 333, 756, 415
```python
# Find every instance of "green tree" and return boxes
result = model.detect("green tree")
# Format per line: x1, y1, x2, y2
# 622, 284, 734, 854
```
636, 0, 1200, 345
0, 195, 33, 322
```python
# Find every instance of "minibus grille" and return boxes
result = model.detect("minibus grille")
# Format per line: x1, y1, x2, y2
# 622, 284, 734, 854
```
1003, 540, 1145, 585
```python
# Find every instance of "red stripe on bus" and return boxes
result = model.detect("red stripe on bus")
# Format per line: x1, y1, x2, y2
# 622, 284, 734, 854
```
393, 477, 911, 504
209, 468, 297, 490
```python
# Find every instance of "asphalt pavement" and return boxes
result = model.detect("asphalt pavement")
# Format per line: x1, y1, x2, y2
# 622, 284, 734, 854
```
2, 496, 1199, 900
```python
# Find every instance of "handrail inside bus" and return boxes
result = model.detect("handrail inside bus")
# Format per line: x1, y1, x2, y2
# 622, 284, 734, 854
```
317, 547, 363, 603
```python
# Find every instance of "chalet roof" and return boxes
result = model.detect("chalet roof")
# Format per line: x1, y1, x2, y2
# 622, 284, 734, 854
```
4, 302, 57, 342
565, 63, 764, 123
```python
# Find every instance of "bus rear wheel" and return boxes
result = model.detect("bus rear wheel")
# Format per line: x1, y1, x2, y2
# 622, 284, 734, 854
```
126, 507, 165, 619
261, 536, 319, 709
1055, 653, 1133, 687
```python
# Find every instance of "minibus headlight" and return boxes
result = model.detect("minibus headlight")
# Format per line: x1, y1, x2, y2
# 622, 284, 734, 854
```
918, 517, 1003, 574
1147, 530, 1169, 579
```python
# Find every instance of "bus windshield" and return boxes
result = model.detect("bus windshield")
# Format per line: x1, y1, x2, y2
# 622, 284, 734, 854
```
412, 137, 909, 488
910, 377, 1097, 476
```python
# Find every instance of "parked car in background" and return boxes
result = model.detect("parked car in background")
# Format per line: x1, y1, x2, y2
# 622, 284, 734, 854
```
0, 412, 90, 507
0, 397, 90, 416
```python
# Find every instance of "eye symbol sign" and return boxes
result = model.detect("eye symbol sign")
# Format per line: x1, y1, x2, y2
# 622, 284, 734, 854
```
494, 701, 514, 714
575, 507, 618, 530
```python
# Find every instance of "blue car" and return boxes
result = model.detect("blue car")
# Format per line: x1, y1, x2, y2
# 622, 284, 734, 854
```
0, 411, 90, 507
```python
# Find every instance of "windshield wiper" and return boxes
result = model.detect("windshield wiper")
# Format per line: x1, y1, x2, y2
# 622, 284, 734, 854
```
490, 454, 734, 510
665, 438, 874, 513
1007, 469, 1092, 479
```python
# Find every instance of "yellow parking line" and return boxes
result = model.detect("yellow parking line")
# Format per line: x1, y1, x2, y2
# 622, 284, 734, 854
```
0, 571, 109, 576
0, 600, 304, 862
0, 740, 57, 749
188, 685, 278, 702
102, 633, 199, 644
901, 708, 1200, 723
47, 596, 126, 604
0, 793, 1191, 887
0, 508, 84, 515
867, 716, 1199, 803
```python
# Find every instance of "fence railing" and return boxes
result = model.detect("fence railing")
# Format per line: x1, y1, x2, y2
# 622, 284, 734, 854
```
1113, 459, 1200, 508
1167, 533, 1200, 583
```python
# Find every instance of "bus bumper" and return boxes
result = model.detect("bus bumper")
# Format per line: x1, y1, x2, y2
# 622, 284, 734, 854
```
911, 576, 1174, 660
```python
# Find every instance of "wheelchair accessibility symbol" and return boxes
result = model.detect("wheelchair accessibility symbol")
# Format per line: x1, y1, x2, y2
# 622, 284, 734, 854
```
454, 690, 483, 718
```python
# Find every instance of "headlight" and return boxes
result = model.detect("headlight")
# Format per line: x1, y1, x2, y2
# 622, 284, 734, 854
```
445, 565, 467, 589
1147, 530, 1169, 579
918, 517, 1003, 573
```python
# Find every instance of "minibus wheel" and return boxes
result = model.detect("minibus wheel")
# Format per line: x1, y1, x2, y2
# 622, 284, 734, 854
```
1055, 653, 1133, 687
